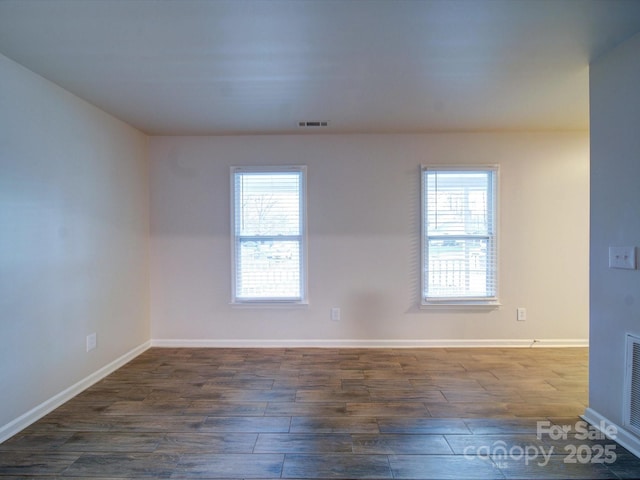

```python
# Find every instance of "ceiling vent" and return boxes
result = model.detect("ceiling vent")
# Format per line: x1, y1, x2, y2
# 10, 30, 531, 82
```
298, 121, 328, 128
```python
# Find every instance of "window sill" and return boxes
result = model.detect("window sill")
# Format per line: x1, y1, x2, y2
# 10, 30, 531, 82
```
230, 300, 309, 309
420, 301, 502, 311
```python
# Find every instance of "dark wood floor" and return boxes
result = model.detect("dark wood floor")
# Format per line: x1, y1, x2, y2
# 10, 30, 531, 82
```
2, 346, 640, 479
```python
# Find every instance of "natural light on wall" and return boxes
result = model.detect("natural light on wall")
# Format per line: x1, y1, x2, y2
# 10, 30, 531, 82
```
231, 166, 307, 303
421, 165, 498, 305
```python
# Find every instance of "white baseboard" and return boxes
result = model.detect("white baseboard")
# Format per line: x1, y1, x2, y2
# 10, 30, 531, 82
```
582, 407, 640, 458
151, 338, 588, 348
0, 340, 151, 444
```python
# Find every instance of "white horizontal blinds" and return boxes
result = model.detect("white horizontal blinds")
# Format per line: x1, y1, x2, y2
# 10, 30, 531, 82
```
423, 166, 497, 301
233, 168, 304, 301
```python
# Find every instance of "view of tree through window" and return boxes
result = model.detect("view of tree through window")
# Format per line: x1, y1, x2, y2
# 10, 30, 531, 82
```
232, 167, 306, 302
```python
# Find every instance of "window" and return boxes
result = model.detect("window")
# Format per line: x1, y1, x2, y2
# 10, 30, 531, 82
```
421, 165, 498, 305
231, 166, 307, 303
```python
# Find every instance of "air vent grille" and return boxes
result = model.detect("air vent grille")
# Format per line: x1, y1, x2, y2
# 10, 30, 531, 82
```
298, 121, 328, 128
625, 333, 640, 436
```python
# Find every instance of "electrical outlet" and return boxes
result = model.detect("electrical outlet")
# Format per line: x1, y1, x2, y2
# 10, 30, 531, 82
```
517, 307, 526, 321
86, 333, 97, 352
331, 307, 341, 321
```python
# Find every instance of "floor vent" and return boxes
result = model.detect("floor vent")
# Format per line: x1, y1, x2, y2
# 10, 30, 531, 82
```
625, 333, 640, 436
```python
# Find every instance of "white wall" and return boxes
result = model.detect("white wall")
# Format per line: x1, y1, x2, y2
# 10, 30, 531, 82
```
587, 32, 640, 442
150, 132, 589, 345
0, 54, 150, 436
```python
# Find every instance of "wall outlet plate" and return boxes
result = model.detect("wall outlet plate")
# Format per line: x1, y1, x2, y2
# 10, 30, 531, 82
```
86, 333, 97, 352
517, 307, 526, 321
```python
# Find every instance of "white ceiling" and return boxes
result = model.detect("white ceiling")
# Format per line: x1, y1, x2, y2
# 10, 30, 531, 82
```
1, 0, 640, 135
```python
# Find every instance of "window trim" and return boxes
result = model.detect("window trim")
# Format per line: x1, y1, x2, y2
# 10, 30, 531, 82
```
230, 165, 308, 305
420, 164, 500, 308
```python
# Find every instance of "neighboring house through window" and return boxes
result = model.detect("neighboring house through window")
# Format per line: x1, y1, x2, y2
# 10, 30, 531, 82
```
231, 166, 307, 303
421, 165, 499, 306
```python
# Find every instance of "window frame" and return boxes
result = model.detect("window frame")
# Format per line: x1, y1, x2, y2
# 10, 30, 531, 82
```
420, 164, 500, 308
230, 165, 308, 305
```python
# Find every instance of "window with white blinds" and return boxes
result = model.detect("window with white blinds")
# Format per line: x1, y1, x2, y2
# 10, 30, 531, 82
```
231, 166, 307, 303
421, 165, 498, 305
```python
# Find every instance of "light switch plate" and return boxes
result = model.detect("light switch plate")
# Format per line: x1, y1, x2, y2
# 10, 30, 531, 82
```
609, 246, 636, 270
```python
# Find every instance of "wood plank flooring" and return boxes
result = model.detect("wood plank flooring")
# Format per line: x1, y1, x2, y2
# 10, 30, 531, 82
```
2, 346, 640, 479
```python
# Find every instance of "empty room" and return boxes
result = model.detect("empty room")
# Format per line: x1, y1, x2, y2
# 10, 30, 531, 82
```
2, 0, 640, 478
